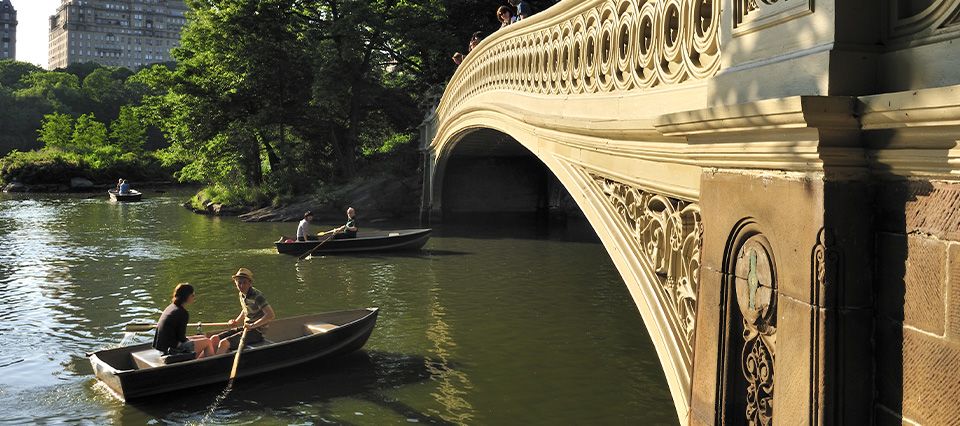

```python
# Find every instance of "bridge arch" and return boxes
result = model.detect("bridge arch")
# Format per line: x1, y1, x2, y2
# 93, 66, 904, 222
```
423, 106, 703, 423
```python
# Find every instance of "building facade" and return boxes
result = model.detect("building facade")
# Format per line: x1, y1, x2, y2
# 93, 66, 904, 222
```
0, 0, 15, 60
48, 0, 188, 70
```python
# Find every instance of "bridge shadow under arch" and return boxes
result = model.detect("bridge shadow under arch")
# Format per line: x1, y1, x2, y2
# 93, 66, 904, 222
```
428, 125, 683, 422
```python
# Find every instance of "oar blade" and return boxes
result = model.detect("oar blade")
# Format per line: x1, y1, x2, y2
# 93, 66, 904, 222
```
124, 323, 157, 332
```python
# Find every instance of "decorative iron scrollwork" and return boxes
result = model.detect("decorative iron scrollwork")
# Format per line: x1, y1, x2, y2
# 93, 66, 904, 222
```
590, 174, 702, 354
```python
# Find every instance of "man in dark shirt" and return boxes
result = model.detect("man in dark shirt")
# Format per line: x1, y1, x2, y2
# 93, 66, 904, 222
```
214, 268, 276, 355
334, 207, 358, 239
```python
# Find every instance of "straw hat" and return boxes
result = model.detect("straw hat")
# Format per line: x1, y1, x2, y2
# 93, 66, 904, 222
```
232, 268, 254, 281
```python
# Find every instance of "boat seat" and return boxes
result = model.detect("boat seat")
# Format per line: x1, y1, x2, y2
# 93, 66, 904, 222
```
304, 322, 338, 335
131, 349, 165, 369
130, 349, 195, 368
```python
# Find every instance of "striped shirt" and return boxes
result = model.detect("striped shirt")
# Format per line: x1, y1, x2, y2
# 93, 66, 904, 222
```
240, 286, 270, 324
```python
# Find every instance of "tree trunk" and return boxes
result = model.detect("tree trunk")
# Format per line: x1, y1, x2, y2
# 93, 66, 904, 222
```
329, 125, 357, 179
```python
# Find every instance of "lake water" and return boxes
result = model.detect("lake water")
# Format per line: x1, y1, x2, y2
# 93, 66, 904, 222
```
0, 191, 674, 425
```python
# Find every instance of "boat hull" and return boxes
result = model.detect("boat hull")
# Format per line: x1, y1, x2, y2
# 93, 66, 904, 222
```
108, 190, 142, 202
89, 308, 378, 401
275, 229, 431, 255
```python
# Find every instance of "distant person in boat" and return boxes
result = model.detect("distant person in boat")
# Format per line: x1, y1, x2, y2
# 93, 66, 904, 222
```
153, 283, 217, 359
118, 179, 130, 194
334, 207, 358, 239
297, 211, 317, 241
214, 268, 275, 355
115, 178, 123, 192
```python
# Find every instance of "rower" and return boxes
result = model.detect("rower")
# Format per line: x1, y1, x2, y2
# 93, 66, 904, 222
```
334, 207, 358, 239
118, 179, 130, 194
214, 268, 275, 355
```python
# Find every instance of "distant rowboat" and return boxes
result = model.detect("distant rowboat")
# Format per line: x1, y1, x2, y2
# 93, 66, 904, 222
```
275, 229, 432, 256
89, 308, 379, 401
108, 189, 142, 202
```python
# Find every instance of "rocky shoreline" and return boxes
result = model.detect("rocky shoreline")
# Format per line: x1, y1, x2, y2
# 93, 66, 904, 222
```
187, 175, 423, 223
3, 178, 181, 193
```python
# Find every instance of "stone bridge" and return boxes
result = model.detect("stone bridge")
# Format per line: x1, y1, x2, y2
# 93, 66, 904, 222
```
419, 0, 960, 424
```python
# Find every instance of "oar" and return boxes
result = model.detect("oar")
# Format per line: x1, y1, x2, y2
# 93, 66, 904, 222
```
297, 229, 339, 260
229, 326, 250, 380
124, 321, 231, 332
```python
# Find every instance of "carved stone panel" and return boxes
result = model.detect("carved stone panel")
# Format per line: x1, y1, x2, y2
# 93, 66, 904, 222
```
733, 0, 814, 36
885, 0, 960, 45
720, 227, 777, 426
735, 237, 776, 425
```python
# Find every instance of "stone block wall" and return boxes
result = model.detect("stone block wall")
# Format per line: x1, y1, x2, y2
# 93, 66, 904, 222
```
875, 180, 960, 424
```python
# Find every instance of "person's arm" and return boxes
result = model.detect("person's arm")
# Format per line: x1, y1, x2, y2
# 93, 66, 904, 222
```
246, 305, 275, 330
228, 311, 245, 327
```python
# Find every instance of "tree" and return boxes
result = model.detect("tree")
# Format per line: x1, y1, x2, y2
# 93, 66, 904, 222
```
110, 106, 146, 153
71, 113, 108, 152
0, 60, 44, 89
37, 112, 75, 150
14, 71, 82, 113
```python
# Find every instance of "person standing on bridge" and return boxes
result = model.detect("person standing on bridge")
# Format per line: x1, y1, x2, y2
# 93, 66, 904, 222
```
497, 6, 516, 28
508, 0, 532, 20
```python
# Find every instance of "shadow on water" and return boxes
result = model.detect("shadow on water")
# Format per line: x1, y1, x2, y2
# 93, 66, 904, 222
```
434, 214, 600, 243
123, 350, 455, 425
325, 249, 473, 262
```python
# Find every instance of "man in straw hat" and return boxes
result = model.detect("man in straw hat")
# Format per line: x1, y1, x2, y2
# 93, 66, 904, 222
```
213, 267, 275, 355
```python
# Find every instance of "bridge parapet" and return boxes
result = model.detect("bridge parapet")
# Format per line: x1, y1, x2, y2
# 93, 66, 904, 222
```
437, 0, 720, 121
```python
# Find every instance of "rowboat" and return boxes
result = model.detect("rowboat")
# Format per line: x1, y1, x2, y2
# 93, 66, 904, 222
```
275, 228, 431, 256
108, 189, 142, 202
89, 308, 379, 401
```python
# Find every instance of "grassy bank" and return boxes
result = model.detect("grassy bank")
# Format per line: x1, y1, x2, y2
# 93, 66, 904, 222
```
0, 148, 175, 189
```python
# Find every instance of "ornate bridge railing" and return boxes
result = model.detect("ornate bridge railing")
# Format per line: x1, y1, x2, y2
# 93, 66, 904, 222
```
436, 0, 721, 121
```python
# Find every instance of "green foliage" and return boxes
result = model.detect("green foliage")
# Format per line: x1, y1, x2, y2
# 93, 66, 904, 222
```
0, 148, 170, 185
37, 113, 74, 150
15, 71, 82, 113
110, 106, 147, 153
189, 183, 271, 211
0, 60, 162, 155
71, 113, 109, 152
0, 60, 43, 89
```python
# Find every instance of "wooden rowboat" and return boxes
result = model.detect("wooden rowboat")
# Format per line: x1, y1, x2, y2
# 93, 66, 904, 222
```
108, 189, 142, 202
274, 228, 431, 256
89, 308, 378, 401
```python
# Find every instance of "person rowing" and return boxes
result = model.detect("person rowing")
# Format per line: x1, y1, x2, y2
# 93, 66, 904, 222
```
118, 179, 130, 194
333, 207, 358, 239
153, 283, 217, 359
214, 268, 275, 355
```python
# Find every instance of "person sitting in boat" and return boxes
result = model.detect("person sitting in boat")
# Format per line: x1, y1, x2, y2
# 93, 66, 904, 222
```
115, 178, 123, 192
153, 283, 217, 359
334, 207, 358, 239
118, 179, 130, 194
296, 211, 317, 241
214, 268, 275, 355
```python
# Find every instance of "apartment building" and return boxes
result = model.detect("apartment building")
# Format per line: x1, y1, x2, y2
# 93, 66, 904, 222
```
48, 0, 188, 69
0, 0, 15, 60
